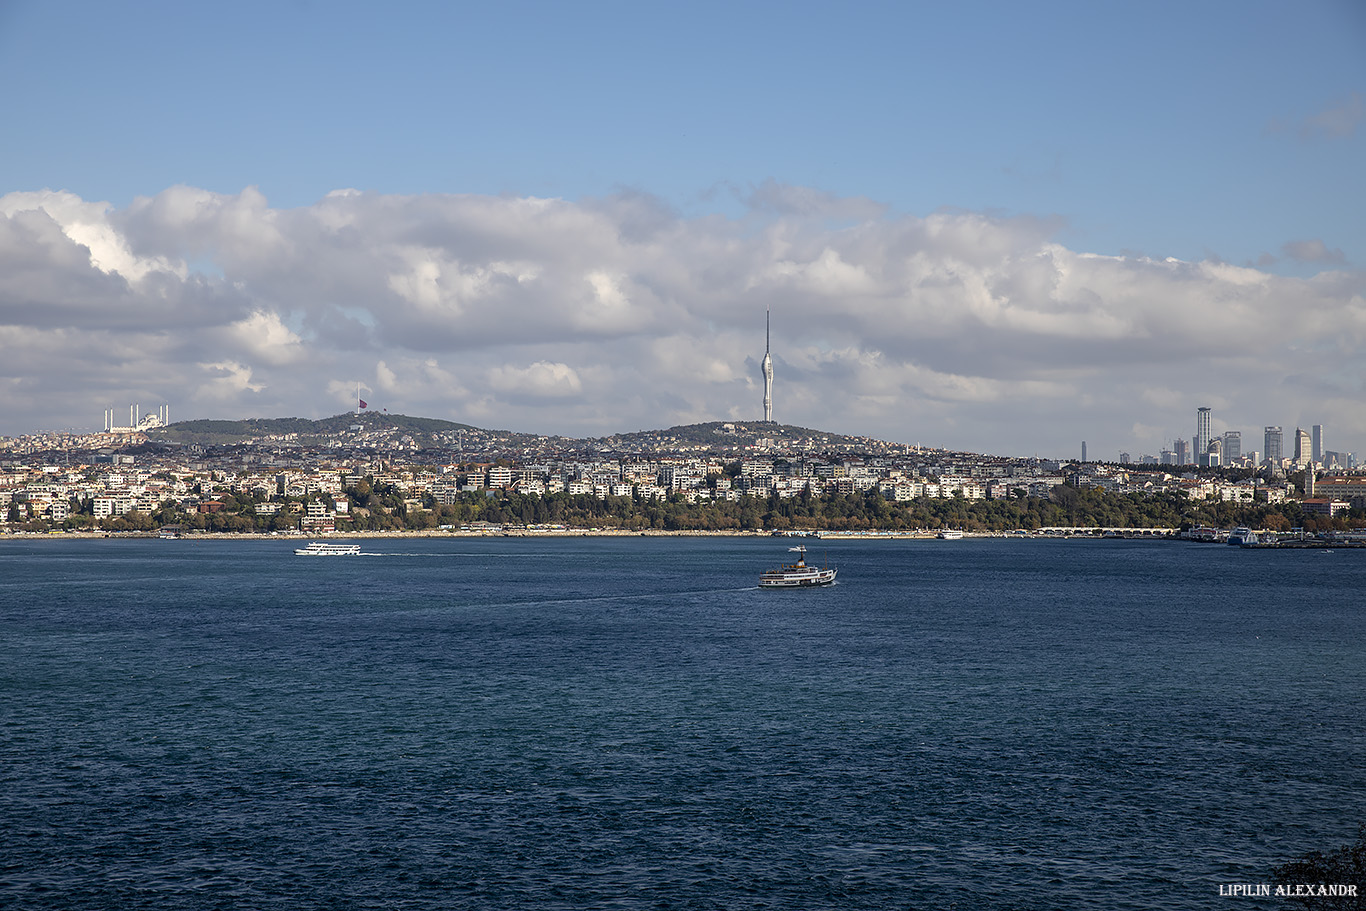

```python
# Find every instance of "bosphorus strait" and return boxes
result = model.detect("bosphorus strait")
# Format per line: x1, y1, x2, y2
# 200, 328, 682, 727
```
2, 536, 1362, 909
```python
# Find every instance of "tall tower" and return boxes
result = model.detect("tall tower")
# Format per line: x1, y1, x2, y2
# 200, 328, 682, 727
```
1294, 428, 1312, 466
1312, 424, 1323, 462
1264, 426, 1283, 466
761, 309, 773, 423
1195, 407, 1211, 459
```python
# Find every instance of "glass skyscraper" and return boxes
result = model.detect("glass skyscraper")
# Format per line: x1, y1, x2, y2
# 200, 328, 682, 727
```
1264, 426, 1284, 465
1222, 431, 1241, 462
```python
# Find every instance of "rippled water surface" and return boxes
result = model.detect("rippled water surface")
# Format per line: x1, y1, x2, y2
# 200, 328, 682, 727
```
2, 536, 1363, 909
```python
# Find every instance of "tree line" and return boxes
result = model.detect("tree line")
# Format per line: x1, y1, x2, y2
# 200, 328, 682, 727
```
12, 480, 1363, 535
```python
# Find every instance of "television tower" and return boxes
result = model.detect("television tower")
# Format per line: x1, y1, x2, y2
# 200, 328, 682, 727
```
761, 309, 773, 422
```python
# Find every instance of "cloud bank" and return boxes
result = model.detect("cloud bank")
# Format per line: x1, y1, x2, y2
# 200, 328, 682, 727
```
1, 185, 1362, 458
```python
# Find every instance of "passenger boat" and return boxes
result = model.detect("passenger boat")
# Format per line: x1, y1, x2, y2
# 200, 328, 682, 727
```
759, 545, 836, 588
294, 542, 361, 556
937, 529, 964, 540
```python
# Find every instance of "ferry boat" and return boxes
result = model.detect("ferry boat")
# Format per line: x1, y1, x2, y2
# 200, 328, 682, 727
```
759, 545, 836, 588
1227, 527, 1257, 546
936, 529, 964, 540
294, 542, 361, 556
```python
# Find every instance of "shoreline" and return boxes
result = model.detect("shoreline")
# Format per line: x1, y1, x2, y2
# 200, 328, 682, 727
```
2, 528, 1149, 541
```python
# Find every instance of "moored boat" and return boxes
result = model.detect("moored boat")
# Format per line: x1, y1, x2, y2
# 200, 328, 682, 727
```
759, 545, 836, 588
937, 529, 964, 540
295, 542, 361, 556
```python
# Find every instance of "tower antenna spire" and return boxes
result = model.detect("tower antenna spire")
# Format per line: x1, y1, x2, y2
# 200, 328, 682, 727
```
761, 308, 774, 423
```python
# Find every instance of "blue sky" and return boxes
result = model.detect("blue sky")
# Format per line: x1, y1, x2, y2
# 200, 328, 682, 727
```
1, 0, 1363, 458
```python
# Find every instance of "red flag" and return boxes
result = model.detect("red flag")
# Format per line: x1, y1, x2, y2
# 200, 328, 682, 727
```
359, 399, 368, 409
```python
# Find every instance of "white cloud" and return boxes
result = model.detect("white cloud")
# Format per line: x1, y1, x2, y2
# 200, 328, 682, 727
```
229, 310, 303, 365
2, 183, 1364, 457
0, 190, 185, 282
197, 360, 265, 399
376, 360, 398, 391
487, 361, 583, 401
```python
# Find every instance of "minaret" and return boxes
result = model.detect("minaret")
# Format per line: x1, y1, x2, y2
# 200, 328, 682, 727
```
761, 309, 773, 423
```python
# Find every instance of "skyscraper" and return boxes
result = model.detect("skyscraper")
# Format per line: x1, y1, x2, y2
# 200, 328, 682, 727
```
1175, 438, 1190, 465
1264, 426, 1283, 465
1222, 431, 1241, 463
761, 309, 773, 423
1195, 407, 1212, 459
1201, 437, 1222, 468
1081, 441, 1087, 462
1294, 428, 1312, 466
1312, 424, 1323, 462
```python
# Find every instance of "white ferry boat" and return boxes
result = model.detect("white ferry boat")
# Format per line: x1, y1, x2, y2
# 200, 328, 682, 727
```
1227, 527, 1257, 546
759, 545, 836, 588
294, 542, 361, 556
937, 529, 964, 540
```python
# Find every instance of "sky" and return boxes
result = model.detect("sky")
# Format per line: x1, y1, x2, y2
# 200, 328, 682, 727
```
1, 0, 1363, 459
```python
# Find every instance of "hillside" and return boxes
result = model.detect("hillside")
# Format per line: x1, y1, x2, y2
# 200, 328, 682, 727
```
142, 414, 913, 456
587, 421, 915, 455
151, 413, 485, 446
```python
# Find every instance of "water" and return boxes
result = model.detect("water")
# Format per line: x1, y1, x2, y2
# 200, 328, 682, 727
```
2, 536, 1362, 909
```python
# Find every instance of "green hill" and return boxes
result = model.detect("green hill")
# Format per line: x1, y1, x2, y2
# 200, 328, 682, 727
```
591, 420, 904, 452
144, 414, 907, 455
152, 413, 483, 445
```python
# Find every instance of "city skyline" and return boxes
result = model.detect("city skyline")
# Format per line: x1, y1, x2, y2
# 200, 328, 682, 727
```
1, 1, 1362, 458
1110, 408, 1354, 470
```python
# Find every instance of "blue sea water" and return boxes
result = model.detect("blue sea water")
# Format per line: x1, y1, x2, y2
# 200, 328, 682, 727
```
1, 535, 1362, 910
